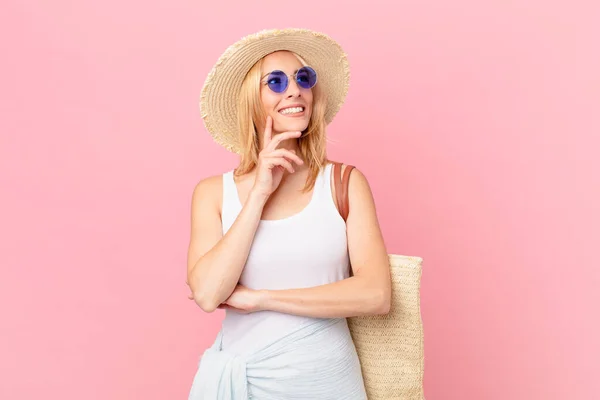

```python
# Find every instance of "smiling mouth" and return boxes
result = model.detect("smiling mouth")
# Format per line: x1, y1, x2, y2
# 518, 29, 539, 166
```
279, 106, 305, 116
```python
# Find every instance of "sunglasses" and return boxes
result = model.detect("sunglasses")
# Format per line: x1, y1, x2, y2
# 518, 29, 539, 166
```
262, 66, 318, 93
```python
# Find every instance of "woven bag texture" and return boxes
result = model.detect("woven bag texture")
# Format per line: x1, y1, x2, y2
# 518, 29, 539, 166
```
348, 254, 425, 400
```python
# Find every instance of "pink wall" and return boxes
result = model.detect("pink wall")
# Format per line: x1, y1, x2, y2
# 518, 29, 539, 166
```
1, 1, 598, 399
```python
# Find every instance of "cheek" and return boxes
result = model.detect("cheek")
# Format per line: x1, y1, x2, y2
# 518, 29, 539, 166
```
260, 88, 279, 112
305, 91, 314, 114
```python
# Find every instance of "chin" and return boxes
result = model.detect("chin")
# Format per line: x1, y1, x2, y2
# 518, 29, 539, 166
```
273, 114, 310, 133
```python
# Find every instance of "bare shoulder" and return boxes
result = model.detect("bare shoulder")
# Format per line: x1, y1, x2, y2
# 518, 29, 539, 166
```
187, 174, 225, 275
191, 174, 223, 214
329, 163, 375, 215
346, 166, 370, 190
347, 166, 375, 203
330, 162, 371, 191
193, 174, 223, 194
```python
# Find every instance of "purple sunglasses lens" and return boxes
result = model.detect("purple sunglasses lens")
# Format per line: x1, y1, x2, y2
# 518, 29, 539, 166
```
296, 66, 317, 89
266, 67, 318, 93
266, 71, 288, 93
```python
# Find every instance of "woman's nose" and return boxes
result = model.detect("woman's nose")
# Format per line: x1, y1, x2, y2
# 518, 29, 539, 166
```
285, 77, 301, 98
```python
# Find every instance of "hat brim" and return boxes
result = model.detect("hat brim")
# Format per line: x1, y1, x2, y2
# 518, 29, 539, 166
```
200, 28, 350, 154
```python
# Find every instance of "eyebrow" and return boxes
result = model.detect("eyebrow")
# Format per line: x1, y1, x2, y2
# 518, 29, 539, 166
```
261, 68, 300, 80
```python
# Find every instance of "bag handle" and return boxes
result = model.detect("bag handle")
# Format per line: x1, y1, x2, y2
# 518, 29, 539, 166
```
332, 162, 355, 222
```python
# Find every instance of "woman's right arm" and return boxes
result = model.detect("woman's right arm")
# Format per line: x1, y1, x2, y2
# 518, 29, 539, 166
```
186, 178, 268, 313
186, 116, 304, 313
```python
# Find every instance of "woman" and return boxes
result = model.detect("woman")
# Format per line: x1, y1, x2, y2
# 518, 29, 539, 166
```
187, 28, 391, 400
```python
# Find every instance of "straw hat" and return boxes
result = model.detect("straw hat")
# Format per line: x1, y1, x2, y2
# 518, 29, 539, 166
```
348, 254, 426, 399
199, 28, 350, 154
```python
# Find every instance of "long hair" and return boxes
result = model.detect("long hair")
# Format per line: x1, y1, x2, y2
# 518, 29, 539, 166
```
234, 52, 328, 192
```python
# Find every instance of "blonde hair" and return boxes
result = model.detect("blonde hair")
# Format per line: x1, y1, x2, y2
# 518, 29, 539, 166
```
234, 52, 328, 192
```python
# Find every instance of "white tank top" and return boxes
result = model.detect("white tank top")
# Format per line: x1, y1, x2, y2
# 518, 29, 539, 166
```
219, 162, 350, 352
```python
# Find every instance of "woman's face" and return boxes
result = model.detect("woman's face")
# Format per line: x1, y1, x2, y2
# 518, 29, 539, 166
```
260, 51, 313, 135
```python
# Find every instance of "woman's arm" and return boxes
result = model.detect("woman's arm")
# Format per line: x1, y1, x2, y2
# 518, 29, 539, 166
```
224, 168, 392, 318
186, 176, 267, 313
187, 118, 304, 313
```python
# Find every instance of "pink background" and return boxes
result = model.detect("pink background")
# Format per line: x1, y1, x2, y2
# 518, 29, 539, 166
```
1, 0, 598, 399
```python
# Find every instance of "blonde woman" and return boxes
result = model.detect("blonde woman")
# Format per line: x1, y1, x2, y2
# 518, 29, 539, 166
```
187, 29, 391, 399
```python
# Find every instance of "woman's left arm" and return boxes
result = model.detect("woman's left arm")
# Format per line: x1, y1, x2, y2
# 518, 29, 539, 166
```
224, 168, 392, 318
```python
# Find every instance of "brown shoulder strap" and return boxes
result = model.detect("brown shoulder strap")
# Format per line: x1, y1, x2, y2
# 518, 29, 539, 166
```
333, 162, 355, 222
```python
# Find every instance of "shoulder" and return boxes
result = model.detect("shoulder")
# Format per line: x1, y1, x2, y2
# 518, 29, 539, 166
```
193, 173, 223, 195
328, 161, 375, 213
346, 166, 373, 200
345, 165, 368, 185
191, 173, 225, 212
330, 161, 371, 194
342, 165, 380, 224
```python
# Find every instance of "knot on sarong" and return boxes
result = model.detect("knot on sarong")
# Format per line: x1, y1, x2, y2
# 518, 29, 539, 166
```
190, 346, 248, 400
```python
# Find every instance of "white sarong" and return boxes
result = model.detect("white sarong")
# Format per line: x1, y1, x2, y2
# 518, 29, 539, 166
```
188, 318, 367, 400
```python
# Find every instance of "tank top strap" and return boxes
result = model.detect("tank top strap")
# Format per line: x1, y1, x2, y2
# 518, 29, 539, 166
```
221, 170, 242, 233
222, 165, 335, 232
312, 163, 337, 210
322, 163, 333, 194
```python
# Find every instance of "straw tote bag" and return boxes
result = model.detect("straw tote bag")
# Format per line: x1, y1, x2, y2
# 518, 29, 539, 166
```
332, 162, 425, 400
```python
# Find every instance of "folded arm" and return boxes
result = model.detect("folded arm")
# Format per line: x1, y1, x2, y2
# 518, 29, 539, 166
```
232, 168, 391, 318
186, 175, 267, 313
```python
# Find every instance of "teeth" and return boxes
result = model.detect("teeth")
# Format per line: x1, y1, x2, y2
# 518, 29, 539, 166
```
280, 107, 304, 115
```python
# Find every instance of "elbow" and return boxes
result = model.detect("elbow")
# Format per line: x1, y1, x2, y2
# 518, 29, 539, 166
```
356, 278, 391, 316
188, 274, 221, 313
378, 296, 391, 315
372, 288, 391, 315
192, 291, 220, 313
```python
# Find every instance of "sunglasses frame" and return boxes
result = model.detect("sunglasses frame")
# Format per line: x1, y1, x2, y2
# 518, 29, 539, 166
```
262, 66, 318, 94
